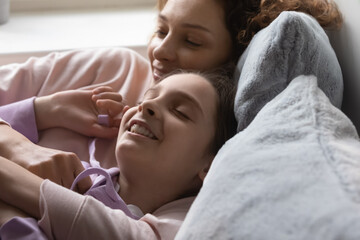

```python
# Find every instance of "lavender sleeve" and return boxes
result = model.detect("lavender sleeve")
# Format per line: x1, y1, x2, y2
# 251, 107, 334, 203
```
0, 218, 48, 240
0, 97, 39, 143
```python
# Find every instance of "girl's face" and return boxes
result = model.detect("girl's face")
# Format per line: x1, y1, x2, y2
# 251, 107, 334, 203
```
116, 73, 217, 202
147, 0, 232, 81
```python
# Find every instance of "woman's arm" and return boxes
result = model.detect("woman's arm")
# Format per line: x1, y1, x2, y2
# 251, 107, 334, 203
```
39, 180, 189, 240
0, 156, 42, 219
0, 200, 29, 227
0, 125, 91, 191
0, 156, 190, 239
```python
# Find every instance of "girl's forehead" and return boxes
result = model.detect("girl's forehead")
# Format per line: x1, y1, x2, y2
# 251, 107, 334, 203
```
158, 73, 210, 90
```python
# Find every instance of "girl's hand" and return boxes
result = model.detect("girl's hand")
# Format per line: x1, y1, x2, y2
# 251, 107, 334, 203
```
92, 86, 125, 128
34, 86, 124, 139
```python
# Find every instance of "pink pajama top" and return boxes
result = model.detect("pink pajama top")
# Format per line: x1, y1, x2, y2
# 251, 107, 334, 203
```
0, 164, 195, 240
0, 48, 195, 239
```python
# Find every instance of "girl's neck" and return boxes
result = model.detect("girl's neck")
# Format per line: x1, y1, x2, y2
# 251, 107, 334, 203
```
117, 176, 168, 214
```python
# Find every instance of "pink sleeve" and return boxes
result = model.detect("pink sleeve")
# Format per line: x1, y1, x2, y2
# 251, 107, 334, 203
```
0, 97, 39, 142
38, 180, 193, 240
0, 47, 152, 106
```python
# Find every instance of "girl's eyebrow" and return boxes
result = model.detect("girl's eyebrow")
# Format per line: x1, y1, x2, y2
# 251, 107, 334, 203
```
173, 91, 204, 116
143, 85, 204, 116
158, 14, 211, 33
143, 87, 158, 97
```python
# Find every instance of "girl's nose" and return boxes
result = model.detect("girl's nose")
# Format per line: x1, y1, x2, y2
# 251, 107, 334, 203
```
138, 100, 160, 118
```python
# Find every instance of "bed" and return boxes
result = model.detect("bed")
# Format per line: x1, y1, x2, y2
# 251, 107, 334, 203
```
175, 0, 360, 239
1, 0, 359, 239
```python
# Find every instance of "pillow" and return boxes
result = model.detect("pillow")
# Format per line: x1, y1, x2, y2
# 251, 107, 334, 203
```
176, 75, 360, 239
234, 11, 343, 131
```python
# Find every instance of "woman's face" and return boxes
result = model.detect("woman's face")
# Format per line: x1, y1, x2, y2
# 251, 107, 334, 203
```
147, 0, 232, 81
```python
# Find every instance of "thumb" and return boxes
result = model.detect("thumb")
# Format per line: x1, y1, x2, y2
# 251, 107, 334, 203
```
73, 164, 92, 194
91, 124, 119, 139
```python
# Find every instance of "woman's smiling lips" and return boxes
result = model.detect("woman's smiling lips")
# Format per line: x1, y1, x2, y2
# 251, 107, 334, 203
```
128, 120, 158, 140
153, 68, 165, 81
152, 63, 173, 81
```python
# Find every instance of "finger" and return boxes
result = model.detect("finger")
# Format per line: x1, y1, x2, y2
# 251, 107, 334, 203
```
52, 152, 81, 188
93, 92, 123, 101
122, 105, 131, 115
96, 99, 124, 117
92, 86, 115, 94
73, 176, 92, 194
90, 123, 119, 138
73, 164, 92, 194
112, 118, 122, 128
61, 173, 77, 189
52, 164, 76, 189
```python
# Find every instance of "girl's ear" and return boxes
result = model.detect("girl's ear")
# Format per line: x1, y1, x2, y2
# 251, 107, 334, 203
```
198, 157, 213, 181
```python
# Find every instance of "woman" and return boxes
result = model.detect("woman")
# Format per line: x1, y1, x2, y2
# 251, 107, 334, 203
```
0, 0, 342, 188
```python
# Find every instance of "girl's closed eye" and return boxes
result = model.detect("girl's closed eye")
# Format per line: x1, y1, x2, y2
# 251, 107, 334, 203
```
173, 108, 191, 121
186, 38, 202, 47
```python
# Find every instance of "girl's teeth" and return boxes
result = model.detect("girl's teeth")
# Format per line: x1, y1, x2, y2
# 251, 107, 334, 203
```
130, 124, 155, 139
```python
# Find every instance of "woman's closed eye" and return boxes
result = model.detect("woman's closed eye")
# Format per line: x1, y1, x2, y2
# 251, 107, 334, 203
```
155, 29, 167, 38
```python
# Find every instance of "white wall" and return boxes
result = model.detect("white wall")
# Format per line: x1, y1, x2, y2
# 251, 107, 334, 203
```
328, 0, 360, 133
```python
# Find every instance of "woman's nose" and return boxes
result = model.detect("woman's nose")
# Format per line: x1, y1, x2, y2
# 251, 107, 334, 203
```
153, 35, 176, 62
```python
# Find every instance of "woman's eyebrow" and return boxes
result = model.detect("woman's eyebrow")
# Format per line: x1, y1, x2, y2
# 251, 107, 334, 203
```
181, 23, 211, 33
158, 14, 211, 33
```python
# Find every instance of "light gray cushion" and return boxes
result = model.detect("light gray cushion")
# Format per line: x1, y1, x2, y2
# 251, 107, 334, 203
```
234, 11, 343, 131
176, 75, 360, 240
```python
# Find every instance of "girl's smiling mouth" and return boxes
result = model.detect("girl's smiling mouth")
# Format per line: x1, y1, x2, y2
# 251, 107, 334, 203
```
128, 121, 158, 140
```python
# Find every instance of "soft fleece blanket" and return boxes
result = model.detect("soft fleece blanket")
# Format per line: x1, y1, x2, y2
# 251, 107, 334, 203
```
176, 12, 360, 240
177, 75, 360, 239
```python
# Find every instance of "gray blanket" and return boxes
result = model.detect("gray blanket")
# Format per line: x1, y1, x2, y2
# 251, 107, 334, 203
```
176, 12, 360, 239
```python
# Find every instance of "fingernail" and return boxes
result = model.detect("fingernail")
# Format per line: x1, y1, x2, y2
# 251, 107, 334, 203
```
97, 114, 109, 127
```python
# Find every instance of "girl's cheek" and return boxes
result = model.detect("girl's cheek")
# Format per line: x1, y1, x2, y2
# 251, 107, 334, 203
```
120, 107, 137, 130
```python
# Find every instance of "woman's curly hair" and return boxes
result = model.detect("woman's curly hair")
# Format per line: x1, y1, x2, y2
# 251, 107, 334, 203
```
156, 0, 343, 61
